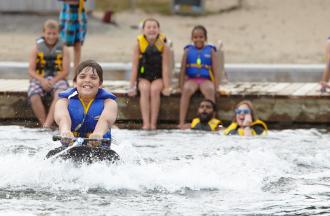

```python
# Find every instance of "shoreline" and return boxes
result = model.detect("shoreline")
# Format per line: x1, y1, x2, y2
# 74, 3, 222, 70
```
0, 0, 329, 65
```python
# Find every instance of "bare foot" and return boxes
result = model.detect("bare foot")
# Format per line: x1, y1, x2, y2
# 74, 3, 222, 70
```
177, 123, 190, 130
142, 125, 150, 130
43, 122, 53, 129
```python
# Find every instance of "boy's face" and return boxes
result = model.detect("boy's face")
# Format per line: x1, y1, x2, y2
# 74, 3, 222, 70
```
74, 67, 102, 99
43, 27, 59, 46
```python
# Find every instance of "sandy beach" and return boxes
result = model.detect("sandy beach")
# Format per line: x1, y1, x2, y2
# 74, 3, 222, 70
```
0, 0, 330, 65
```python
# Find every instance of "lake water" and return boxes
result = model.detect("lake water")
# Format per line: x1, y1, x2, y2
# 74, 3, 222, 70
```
0, 126, 330, 215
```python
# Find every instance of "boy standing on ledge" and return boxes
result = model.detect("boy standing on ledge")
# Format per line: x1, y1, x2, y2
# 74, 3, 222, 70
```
59, 0, 87, 68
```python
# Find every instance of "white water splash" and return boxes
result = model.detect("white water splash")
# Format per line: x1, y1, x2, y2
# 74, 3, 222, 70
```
0, 126, 329, 215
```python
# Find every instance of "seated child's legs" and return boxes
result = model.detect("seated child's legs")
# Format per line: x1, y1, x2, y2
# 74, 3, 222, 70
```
138, 78, 152, 97
43, 88, 67, 128
30, 94, 46, 125
179, 80, 199, 127
43, 79, 69, 128
28, 78, 69, 127
28, 79, 47, 126
138, 79, 152, 129
182, 79, 199, 95
200, 80, 216, 101
150, 79, 164, 130
28, 79, 46, 100
150, 79, 163, 97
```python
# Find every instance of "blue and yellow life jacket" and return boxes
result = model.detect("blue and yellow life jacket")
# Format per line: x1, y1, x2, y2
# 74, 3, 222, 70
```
223, 120, 268, 136
191, 117, 222, 131
35, 37, 63, 77
185, 44, 216, 80
137, 33, 166, 81
59, 88, 117, 147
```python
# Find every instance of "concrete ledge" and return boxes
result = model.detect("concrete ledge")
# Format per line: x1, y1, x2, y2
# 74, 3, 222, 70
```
0, 79, 329, 127
0, 61, 324, 82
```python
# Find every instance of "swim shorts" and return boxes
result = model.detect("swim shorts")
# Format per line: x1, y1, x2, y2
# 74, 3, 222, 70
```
27, 76, 69, 99
188, 77, 210, 85
59, 3, 87, 46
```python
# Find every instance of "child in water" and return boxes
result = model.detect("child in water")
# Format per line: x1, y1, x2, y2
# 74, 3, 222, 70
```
128, 18, 171, 130
224, 100, 268, 136
191, 99, 222, 131
28, 19, 70, 128
54, 60, 118, 148
178, 25, 219, 129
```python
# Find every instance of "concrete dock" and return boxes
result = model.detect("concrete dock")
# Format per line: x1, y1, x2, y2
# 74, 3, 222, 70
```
0, 79, 329, 129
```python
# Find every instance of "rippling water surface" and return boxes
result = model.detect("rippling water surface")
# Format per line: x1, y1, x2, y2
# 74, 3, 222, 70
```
0, 126, 330, 215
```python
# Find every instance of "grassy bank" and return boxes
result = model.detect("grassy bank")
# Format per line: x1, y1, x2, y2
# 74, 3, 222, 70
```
94, 0, 171, 14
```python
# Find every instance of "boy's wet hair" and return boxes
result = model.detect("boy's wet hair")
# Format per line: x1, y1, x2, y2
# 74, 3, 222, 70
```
142, 18, 160, 29
43, 19, 59, 32
73, 60, 103, 83
191, 25, 208, 40
200, 99, 216, 112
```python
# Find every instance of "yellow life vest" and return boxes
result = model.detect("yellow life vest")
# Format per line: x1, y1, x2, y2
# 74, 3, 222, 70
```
191, 117, 222, 131
224, 119, 268, 136
137, 33, 166, 78
137, 33, 166, 54
35, 37, 63, 77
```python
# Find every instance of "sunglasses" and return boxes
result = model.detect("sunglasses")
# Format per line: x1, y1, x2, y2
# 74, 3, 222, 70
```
235, 109, 251, 115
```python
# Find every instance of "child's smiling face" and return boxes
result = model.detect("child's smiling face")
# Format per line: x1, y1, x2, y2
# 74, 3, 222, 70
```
192, 29, 206, 49
43, 27, 59, 46
143, 20, 160, 41
75, 67, 102, 99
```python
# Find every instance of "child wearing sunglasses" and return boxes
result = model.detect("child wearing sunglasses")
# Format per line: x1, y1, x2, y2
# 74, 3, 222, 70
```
224, 100, 268, 136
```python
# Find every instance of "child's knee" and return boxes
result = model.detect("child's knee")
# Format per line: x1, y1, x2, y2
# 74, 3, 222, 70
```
182, 88, 195, 97
202, 83, 215, 92
150, 85, 162, 94
29, 94, 46, 107
139, 85, 150, 93
183, 83, 197, 93
150, 89, 161, 97
29, 94, 41, 103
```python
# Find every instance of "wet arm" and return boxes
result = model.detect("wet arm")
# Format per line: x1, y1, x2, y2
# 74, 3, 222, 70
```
92, 99, 118, 137
54, 98, 72, 136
